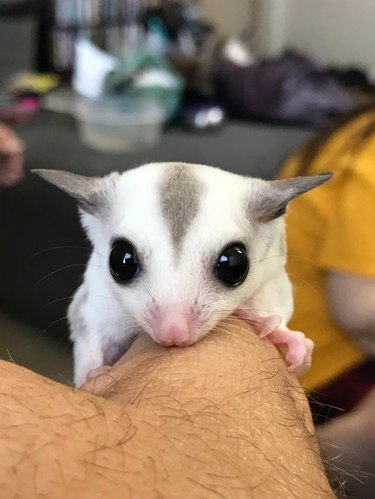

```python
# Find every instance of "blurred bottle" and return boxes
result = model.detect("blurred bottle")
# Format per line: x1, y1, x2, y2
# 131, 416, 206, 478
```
35, 0, 147, 82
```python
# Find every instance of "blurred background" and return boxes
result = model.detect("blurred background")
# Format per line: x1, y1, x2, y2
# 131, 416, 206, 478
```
1, 1, 375, 496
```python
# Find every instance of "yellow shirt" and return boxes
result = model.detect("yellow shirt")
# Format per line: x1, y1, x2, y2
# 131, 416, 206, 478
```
279, 111, 375, 391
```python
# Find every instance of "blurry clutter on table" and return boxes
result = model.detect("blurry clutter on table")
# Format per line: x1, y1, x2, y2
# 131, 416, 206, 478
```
72, 43, 181, 152
0, 71, 60, 124
2, 0, 375, 153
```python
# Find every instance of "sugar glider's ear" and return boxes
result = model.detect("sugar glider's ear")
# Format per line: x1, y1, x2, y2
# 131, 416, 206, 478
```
253, 172, 333, 223
32, 169, 104, 214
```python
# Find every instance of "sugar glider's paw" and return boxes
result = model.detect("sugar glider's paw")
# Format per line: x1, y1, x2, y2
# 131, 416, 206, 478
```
234, 309, 313, 375
265, 328, 314, 375
86, 365, 112, 383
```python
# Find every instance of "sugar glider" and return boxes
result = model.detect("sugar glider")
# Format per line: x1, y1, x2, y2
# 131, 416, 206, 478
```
34, 163, 332, 387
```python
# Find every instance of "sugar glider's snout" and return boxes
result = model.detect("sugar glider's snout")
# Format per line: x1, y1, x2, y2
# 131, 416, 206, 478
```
108, 238, 203, 346
146, 303, 202, 347
142, 243, 252, 347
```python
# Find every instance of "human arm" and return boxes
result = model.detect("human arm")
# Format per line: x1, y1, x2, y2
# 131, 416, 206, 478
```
327, 271, 375, 355
0, 319, 334, 499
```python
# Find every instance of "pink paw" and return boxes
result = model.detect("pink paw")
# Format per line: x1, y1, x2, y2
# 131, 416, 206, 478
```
234, 310, 313, 375
86, 365, 111, 383
265, 328, 314, 375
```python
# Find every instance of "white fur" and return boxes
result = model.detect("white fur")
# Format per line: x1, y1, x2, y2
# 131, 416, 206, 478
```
69, 162, 293, 386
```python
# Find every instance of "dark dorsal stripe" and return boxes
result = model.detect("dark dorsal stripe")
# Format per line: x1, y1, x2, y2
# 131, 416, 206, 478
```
160, 164, 202, 257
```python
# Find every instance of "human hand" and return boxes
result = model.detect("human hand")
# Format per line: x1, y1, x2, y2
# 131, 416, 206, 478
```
0, 123, 24, 186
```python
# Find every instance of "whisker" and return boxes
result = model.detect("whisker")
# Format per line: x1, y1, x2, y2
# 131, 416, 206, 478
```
36, 264, 88, 285
36, 263, 107, 285
39, 315, 69, 339
287, 271, 320, 295
59, 331, 73, 348
70, 316, 142, 349
252, 253, 286, 265
217, 306, 281, 316
30, 245, 91, 258
45, 295, 75, 306
140, 284, 156, 302
287, 253, 320, 267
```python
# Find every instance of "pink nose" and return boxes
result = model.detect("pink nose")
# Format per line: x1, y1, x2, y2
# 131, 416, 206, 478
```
152, 307, 196, 347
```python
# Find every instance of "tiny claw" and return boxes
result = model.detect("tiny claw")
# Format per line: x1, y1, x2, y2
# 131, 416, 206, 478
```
287, 337, 314, 375
267, 328, 314, 375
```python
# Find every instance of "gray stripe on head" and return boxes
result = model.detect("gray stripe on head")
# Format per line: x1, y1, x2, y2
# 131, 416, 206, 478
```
160, 164, 202, 257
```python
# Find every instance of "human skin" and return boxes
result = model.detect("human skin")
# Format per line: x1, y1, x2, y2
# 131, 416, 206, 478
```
0, 123, 24, 186
0, 318, 334, 499
327, 270, 375, 355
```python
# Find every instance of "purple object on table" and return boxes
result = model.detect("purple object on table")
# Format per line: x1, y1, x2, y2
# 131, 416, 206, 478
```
216, 53, 359, 126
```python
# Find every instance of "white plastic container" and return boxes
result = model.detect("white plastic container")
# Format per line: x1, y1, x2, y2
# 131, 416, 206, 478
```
75, 96, 165, 153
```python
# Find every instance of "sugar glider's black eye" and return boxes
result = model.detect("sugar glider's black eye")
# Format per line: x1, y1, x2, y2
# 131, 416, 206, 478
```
110, 240, 140, 283
215, 243, 249, 287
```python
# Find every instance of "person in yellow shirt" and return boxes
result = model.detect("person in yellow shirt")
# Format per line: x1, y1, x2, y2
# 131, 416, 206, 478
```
279, 107, 375, 496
